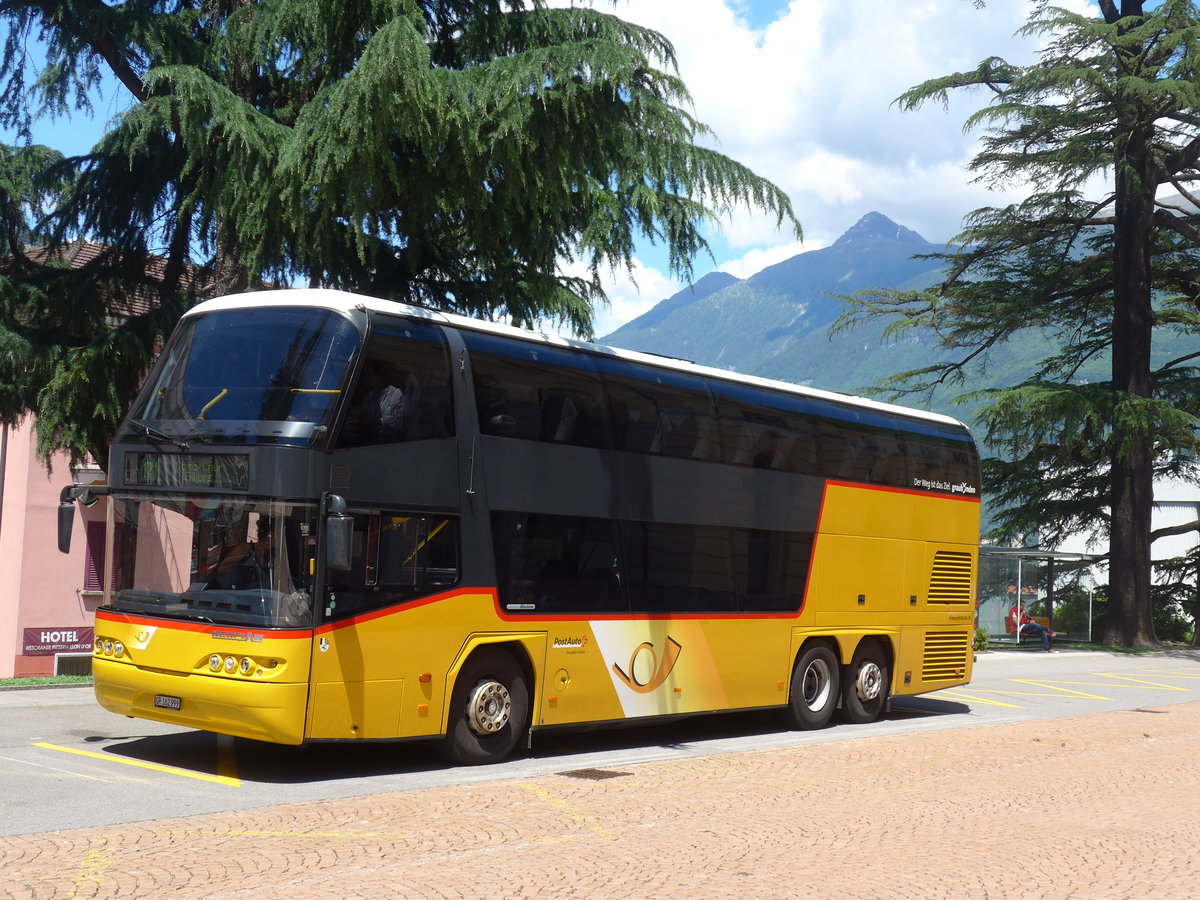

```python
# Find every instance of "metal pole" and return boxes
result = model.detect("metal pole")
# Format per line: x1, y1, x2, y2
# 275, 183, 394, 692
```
1017, 557, 1023, 644
1088, 583, 1093, 643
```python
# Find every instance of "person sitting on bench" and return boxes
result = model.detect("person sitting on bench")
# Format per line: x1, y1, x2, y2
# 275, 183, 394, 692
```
1009, 604, 1058, 653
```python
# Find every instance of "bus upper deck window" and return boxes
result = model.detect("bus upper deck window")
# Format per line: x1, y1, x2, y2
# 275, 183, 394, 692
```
337, 319, 453, 448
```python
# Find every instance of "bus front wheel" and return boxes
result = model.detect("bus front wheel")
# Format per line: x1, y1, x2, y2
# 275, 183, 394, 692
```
781, 644, 840, 730
840, 641, 889, 724
438, 648, 530, 765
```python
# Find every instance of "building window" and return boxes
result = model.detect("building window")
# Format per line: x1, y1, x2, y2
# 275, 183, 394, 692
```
84, 521, 106, 592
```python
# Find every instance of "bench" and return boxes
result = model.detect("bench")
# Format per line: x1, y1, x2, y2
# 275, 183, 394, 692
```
1003, 615, 1066, 643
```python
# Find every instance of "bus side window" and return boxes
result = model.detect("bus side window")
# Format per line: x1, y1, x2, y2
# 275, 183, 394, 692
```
730, 528, 812, 612
325, 513, 460, 621
337, 319, 453, 448
605, 383, 662, 453
623, 522, 737, 613
711, 381, 808, 470
376, 515, 460, 589
465, 333, 610, 449
491, 512, 626, 613
596, 357, 718, 460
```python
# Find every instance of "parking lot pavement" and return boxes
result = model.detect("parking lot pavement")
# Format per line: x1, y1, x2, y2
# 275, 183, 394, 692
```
4, 698, 1200, 899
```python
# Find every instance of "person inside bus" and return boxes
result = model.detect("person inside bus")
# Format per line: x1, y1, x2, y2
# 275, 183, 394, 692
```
210, 534, 257, 589
345, 358, 407, 443
1009, 603, 1058, 652
210, 520, 274, 590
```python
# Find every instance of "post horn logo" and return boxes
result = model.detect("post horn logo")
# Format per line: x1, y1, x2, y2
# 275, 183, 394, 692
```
612, 636, 682, 694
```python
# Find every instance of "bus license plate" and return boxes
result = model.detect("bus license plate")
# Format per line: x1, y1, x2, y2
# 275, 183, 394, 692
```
154, 694, 182, 710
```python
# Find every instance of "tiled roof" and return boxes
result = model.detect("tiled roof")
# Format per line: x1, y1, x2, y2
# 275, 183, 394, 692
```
13, 240, 210, 319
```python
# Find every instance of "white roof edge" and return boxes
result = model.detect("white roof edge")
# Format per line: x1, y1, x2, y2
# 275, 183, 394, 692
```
185, 288, 450, 323
186, 288, 968, 430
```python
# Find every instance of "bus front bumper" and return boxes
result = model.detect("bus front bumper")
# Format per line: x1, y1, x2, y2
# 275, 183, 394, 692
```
93, 657, 309, 745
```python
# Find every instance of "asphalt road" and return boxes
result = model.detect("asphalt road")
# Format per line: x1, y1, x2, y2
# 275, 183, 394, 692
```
3, 646, 1199, 838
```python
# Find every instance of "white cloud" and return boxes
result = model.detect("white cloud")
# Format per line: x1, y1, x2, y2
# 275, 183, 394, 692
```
549, 257, 683, 339
716, 239, 810, 279
555, 0, 1103, 327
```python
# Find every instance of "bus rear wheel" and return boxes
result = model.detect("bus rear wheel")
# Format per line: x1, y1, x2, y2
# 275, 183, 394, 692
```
438, 648, 530, 766
781, 644, 840, 730
840, 641, 889, 724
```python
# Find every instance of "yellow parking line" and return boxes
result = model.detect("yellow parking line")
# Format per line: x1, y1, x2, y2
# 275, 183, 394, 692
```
1133, 670, 1200, 680
933, 691, 1024, 709
67, 842, 112, 899
1091, 674, 1191, 692
1008, 680, 1112, 700
520, 783, 615, 838
34, 743, 240, 786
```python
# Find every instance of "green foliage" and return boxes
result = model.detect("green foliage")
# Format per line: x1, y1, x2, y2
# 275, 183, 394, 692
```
1150, 550, 1200, 642
0, 0, 799, 467
838, 0, 1200, 647
973, 626, 991, 652
0, 675, 92, 688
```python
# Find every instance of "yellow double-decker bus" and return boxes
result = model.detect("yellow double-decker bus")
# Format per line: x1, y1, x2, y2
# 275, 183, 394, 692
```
59, 288, 980, 765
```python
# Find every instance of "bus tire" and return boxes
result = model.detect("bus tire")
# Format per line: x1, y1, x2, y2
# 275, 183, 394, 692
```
781, 643, 840, 730
840, 641, 889, 724
438, 648, 530, 766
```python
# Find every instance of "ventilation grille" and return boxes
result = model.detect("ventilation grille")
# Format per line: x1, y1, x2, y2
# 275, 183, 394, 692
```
922, 631, 970, 681
330, 464, 353, 492
927, 551, 974, 605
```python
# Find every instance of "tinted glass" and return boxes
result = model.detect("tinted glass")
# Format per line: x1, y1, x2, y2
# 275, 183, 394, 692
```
466, 333, 610, 449
492, 512, 626, 613
900, 417, 981, 495
709, 380, 822, 473
597, 356, 719, 460
325, 512, 460, 620
338, 318, 453, 447
623, 521, 737, 612
813, 400, 907, 487
123, 307, 360, 447
731, 528, 813, 611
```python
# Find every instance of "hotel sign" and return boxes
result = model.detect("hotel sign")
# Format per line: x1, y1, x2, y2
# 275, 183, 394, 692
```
23, 627, 95, 656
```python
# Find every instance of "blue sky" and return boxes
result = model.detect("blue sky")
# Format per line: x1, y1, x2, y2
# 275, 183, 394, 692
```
579, 0, 1098, 334
7, 0, 1096, 334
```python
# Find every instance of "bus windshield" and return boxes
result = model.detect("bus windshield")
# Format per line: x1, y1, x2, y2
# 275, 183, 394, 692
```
119, 307, 361, 447
106, 493, 318, 629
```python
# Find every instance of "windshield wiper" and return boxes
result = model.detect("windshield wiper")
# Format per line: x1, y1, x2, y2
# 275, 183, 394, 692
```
128, 420, 195, 451
177, 427, 213, 446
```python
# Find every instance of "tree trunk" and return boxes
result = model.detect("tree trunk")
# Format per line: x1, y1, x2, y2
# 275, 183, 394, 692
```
1103, 103, 1158, 647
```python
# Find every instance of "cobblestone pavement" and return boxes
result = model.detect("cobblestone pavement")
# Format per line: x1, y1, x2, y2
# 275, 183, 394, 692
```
4, 702, 1199, 900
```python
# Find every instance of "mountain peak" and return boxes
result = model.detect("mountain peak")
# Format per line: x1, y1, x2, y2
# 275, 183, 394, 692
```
600, 270, 740, 340
833, 212, 929, 248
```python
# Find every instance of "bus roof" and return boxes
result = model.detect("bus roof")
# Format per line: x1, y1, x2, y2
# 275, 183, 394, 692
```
186, 288, 970, 433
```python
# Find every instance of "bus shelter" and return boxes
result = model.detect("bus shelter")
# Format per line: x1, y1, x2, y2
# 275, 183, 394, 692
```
977, 548, 1100, 644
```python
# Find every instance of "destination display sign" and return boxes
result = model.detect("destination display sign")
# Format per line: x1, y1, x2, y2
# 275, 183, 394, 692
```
125, 453, 250, 491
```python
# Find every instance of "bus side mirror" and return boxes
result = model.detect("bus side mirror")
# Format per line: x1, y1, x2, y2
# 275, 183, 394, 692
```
324, 494, 354, 571
58, 494, 75, 554
57, 486, 100, 553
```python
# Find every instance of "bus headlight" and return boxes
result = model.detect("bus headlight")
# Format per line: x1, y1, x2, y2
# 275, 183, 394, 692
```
239, 657, 253, 675
224, 656, 237, 673
112, 642, 124, 657
210, 655, 222, 671
104, 640, 113, 655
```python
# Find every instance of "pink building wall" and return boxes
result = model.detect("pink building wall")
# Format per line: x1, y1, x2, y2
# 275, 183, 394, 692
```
0, 421, 105, 678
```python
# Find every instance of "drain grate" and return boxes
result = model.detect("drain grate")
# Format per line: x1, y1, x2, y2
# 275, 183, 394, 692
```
558, 768, 632, 781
